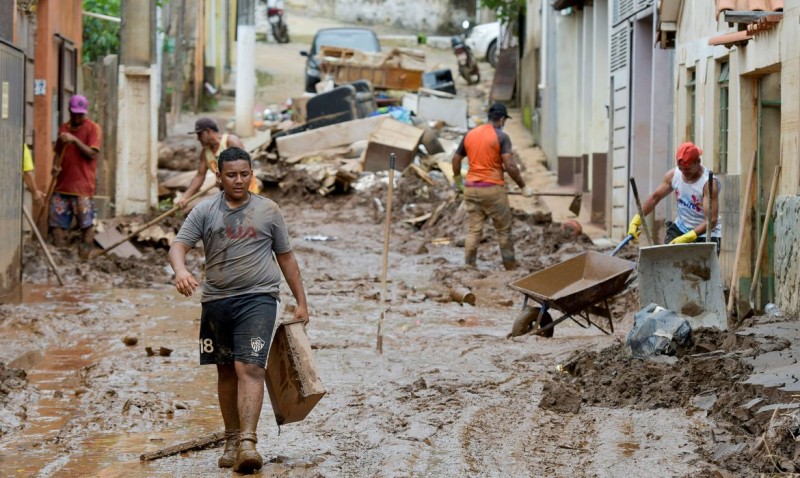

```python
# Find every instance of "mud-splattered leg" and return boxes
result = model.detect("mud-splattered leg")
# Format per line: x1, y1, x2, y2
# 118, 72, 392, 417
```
233, 361, 265, 472
216, 364, 239, 468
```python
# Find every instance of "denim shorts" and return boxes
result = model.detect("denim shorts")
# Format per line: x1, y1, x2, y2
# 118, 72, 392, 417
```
199, 293, 279, 367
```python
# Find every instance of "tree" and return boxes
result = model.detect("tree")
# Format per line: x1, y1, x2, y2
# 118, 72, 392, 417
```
82, 0, 121, 63
479, 0, 525, 24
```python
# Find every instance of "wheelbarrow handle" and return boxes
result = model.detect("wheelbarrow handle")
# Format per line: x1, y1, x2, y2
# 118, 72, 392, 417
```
610, 234, 634, 257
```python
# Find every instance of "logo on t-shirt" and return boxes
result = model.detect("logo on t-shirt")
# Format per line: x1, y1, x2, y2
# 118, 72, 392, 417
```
251, 337, 265, 355
226, 224, 257, 239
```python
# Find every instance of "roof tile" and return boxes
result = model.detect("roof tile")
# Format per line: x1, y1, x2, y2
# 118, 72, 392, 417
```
716, 0, 783, 19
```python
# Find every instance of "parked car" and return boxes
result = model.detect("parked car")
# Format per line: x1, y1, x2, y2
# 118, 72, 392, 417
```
300, 28, 381, 93
465, 21, 501, 68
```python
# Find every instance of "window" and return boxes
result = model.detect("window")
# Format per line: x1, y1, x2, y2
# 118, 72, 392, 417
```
686, 67, 696, 142
718, 61, 729, 173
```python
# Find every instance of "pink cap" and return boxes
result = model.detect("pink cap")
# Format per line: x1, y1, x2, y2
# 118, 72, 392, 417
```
68, 95, 89, 114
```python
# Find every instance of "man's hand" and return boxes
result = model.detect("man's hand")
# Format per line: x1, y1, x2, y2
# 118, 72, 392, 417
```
175, 197, 189, 209
453, 175, 465, 193
293, 303, 309, 325
627, 214, 642, 240
670, 230, 698, 244
32, 190, 45, 206
522, 186, 534, 197
58, 132, 76, 144
174, 270, 199, 297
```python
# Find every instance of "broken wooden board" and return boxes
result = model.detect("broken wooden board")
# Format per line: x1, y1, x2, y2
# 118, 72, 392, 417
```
276, 116, 386, 158
94, 227, 143, 259
406, 163, 435, 185
436, 160, 456, 185
403, 212, 432, 226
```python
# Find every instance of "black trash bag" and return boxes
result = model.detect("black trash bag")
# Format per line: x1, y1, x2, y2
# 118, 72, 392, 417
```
626, 303, 692, 359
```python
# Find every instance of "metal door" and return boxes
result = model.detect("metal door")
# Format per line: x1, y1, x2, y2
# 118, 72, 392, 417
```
0, 39, 25, 300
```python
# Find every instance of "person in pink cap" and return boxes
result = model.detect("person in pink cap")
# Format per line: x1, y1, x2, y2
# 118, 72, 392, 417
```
627, 141, 721, 250
50, 94, 103, 258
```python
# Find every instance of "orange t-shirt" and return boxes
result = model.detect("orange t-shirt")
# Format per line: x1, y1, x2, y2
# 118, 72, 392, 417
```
457, 124, 512, 185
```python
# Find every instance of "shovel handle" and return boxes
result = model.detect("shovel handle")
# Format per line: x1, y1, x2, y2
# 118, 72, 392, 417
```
629, 177, 654, 245
610, 235, 634, 257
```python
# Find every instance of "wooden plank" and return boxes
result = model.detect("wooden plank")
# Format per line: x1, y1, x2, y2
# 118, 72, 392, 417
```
490, 46, 518, 102
95, 227, 143, 259
276, 116, 386, 158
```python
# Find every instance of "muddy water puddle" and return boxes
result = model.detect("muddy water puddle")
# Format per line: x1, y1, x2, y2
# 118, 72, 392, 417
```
0, 286, 225, 477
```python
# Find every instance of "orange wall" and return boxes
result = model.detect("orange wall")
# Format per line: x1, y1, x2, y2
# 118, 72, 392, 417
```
33, 0, 83, 222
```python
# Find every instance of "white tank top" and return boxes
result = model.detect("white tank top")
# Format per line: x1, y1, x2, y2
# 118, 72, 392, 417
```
671, 166, 721, 238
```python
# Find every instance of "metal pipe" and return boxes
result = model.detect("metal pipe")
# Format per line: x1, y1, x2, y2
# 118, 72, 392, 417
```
82, 11, 121, 23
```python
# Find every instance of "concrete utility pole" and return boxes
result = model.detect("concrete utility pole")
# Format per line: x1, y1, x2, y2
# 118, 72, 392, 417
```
235, 0, 256, 138
116, 0, 158, 215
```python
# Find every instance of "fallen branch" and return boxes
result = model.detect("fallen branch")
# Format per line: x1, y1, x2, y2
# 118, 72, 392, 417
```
139, 431, 225, 462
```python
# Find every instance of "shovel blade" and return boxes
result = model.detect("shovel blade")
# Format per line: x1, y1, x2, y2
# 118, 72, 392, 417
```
638, 243, 727, 330
568, 194, 582, 216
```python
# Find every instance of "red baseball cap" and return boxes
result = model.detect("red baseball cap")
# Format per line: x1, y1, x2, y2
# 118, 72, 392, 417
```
676, 142, 702, 166
68, 95, 89, 114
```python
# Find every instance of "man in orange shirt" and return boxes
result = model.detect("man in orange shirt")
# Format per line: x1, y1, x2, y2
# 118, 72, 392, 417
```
50, 95, 102, 259
451, 103, 532, 270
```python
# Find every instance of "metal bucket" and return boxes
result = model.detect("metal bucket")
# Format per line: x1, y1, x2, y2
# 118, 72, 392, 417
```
638, 243, 727, 330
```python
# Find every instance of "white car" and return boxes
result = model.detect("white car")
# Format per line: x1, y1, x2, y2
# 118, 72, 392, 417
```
465, 21, 501, 67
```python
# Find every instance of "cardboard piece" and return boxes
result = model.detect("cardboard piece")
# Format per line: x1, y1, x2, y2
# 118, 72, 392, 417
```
363, 119, 423, 172
276, 116, 386, 158
265, 321, 326, 425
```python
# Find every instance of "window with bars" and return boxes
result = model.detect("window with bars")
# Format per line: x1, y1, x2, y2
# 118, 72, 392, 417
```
718, 61, 729, 173
687, 67, 696, 142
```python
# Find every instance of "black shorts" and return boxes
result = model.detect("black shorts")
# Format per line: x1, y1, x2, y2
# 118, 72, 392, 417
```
199, 293, 279, 367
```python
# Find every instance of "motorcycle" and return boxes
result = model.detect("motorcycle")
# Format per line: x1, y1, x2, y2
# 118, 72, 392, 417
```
266, 1, 290, 44
452, 20, 480, 85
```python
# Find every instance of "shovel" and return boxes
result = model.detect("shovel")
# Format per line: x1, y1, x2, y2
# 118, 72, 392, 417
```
508, 190, 582, 216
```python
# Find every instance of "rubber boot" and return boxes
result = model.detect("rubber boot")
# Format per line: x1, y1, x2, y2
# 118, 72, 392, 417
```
217, 429, 239, 468
233, 432, 263, 473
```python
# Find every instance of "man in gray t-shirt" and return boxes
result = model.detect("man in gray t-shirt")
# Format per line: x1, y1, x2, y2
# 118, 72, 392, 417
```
169, 147, 308, 473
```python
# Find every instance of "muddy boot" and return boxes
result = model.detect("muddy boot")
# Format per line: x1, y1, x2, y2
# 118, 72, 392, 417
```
217, 429, 239, 468
503, 260, 519, 271
233, 432, 262, 473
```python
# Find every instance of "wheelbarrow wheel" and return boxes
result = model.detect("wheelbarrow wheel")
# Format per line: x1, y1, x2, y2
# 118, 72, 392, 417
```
508, 306, 554, 339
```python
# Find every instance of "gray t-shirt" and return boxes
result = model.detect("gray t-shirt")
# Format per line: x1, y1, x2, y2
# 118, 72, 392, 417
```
174, 192, 292, 302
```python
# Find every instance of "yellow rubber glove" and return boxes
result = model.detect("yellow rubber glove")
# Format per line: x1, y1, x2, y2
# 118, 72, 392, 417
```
453, 174, 465, 193
627, 214, 642, 239
670, 230, 698, 244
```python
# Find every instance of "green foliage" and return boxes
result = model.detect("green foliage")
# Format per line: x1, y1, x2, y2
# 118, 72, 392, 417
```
82, 0, 121, 63
479, 0, 525, 24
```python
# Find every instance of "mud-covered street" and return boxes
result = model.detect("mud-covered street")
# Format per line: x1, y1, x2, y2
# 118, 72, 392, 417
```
2, 6, 799, 478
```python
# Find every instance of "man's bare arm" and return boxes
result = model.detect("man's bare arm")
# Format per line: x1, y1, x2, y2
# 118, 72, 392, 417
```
501, 152, 525, 189
169, 242, 199, 297
276, 251, 309, 324
178, 152, 210, 208
641, 170, 675, 216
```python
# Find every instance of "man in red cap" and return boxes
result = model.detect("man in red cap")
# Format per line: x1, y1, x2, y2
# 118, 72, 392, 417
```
627, 141, 720, 249
50, 94, 103, 258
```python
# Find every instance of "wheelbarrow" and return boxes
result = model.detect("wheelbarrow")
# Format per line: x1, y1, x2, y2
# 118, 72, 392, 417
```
507, 247, 636, 337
